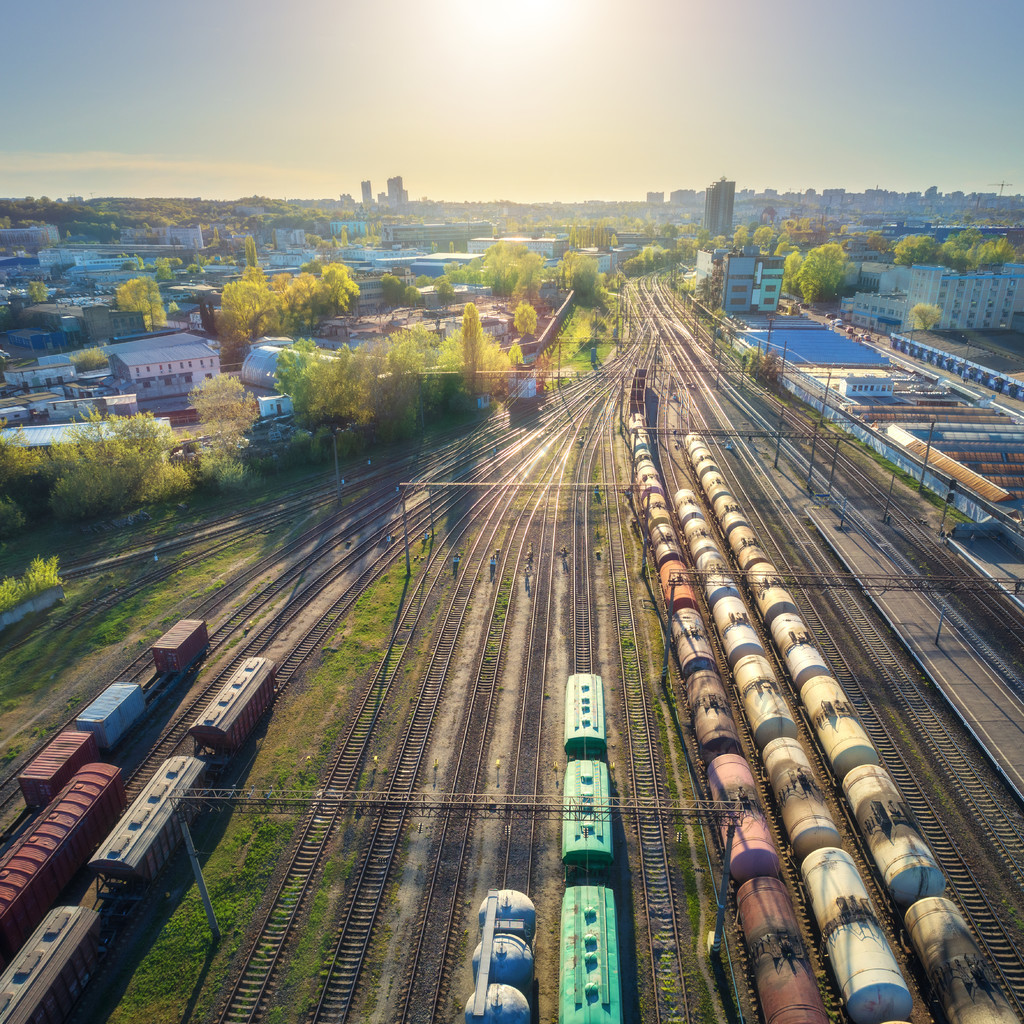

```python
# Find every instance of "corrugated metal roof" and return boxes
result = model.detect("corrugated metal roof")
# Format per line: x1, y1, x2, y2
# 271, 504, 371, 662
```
0, 418, 171, 447
903, 437, 1013, 502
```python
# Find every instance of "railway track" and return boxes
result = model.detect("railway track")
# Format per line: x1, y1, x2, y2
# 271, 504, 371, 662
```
212, 376, 619, 1023
648, 278, 1024, 1016
604, 355, 695, 1024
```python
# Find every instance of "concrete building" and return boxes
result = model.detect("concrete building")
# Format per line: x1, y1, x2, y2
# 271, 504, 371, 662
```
646, 192, 665, 204
361, 180, 373, 206
703, 178, 736, 237
380, 222, 492, 251
0, 225, 60, 251
842, 263, 1024, 332
386, 176, 408, 208
3, 359, 77, 389
855, 261, 910, 294
274, 228, 306, 249
106, 334, 219, 397
695, 246, 784, 313
121, 226, 204, 248
468, 236, 567, 259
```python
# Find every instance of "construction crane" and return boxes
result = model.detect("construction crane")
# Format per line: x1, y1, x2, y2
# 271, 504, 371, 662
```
989, 181, 1013, 196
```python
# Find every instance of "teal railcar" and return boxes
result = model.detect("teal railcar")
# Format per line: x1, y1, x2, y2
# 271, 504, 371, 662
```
563, 674, 606, 759
559, 886, 622, 1024
562, 760, 613, 869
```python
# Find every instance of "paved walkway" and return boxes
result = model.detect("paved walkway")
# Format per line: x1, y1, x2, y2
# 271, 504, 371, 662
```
806, 505, 1024, 800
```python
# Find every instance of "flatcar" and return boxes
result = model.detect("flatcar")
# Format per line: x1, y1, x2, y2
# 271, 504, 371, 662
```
562, 761, 613, 871
559, 886, 622, 1024
0, 905, 100, 1024
0, 764, 125, 966
801, 847, 913, 1024
735, 876, 829, 1024
18, 732, 99, 810
564, 674, 606, 760
188, 657, 277, 756
89, 756, 206, 884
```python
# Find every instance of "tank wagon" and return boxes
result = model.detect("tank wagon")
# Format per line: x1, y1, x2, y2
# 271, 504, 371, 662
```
465, 890, 535, 1024
801, 847, 913, 1024
0, 765, 125, 967
705, 754, 780, 883
564, 674, 606, 760
188, 657, 277, 756
18, 732, 99, 809
150, 618, 208, 675
562, 761, 613, 871
89, 756, 206, 885
74, 683, 146, 751
904, 897, 1020, 1024
559, 886, 622, 1024
684, 433, 949, 893
735, 876, 829, 1024
763, 737, 840, 861
0, 906, 100, 1024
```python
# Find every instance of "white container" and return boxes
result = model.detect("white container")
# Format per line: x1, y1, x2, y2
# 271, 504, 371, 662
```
75, 682, 146, 750
733, 655, 798, 750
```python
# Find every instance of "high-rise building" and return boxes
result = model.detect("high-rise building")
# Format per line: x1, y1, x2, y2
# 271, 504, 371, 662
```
387, 175, 408, 208
646, 191, 665, 204
360, 180, 373, 206
703, 179, 735, 237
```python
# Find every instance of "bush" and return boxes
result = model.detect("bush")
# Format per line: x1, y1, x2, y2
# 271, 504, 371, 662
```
0, 497, 25, 539
199, 452, 250, 492
142, 462, 194, 505
0, 556, 62, 615
69, 347, 109, 371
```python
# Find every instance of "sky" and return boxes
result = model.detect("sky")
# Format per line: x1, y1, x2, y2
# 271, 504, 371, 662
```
2, 0, 1023, 203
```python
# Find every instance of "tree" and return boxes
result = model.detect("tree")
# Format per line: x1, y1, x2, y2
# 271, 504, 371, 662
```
244, 235, 258, 268
893, 234, 940, 266
154, 257, 174, 281
435, 277, 455, 308
514, 301, 538, 337
274, 338, 320, 398
380, 273, 406, 308
508, 341, 524, 366
189, 375, 259, 451
796, 243, 848, 302
752, 226, 774, 252
909, 303, 942, 332
782, 251, 803, 294
48, 413, 175, 520
404, 285, 421, 307
116, 277, 166, 330
217, 267, 278, 365
733, 226, 750, 248
69, 347, 109, 371
27, 280, 48, 303
318, 263, 359, 319
461, 302, 484, 391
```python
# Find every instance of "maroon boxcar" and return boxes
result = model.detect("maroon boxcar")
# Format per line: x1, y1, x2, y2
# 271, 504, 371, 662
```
188, 657, 277, 755
0, 905, 100, 1024
18, 733, 100, 810
0, 764, 125, 967
150, 619, 208, 675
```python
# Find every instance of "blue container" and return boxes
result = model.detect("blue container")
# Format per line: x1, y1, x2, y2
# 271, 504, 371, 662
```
75, 683, 146, 750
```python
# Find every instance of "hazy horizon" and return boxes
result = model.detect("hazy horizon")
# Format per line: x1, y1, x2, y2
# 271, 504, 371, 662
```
4, 0, 1023, 203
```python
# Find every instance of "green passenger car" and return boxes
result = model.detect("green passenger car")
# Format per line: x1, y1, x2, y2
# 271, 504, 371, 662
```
559, 886, 622, 1024
562, 760, 613, 869
563, 674, 606, 760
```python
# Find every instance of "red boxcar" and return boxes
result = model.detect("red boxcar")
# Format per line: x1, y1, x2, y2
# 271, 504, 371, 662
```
188, 657, 277, 755
150, 619, 208, 675
18, 732, 100, 809
658, 558, 699, 613
0, 764, 125, 967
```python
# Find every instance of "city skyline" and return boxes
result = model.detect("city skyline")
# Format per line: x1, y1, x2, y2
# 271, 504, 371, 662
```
2, 0, 1023, 203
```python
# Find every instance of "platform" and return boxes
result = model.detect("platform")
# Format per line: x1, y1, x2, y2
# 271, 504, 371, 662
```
806, 505, 1024, 802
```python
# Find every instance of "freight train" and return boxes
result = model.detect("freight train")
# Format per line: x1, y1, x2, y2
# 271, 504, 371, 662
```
680, 427, 1018, 1024
626, 375, 852, 1024
0, 626, 280, 1024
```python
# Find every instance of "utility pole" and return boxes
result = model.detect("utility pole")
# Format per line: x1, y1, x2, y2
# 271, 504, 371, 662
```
919, 419, 937, 493
806, 427, 820, 491
882, 472, 896, 524
400, 488, 411, 576
773, 333, 790, 469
